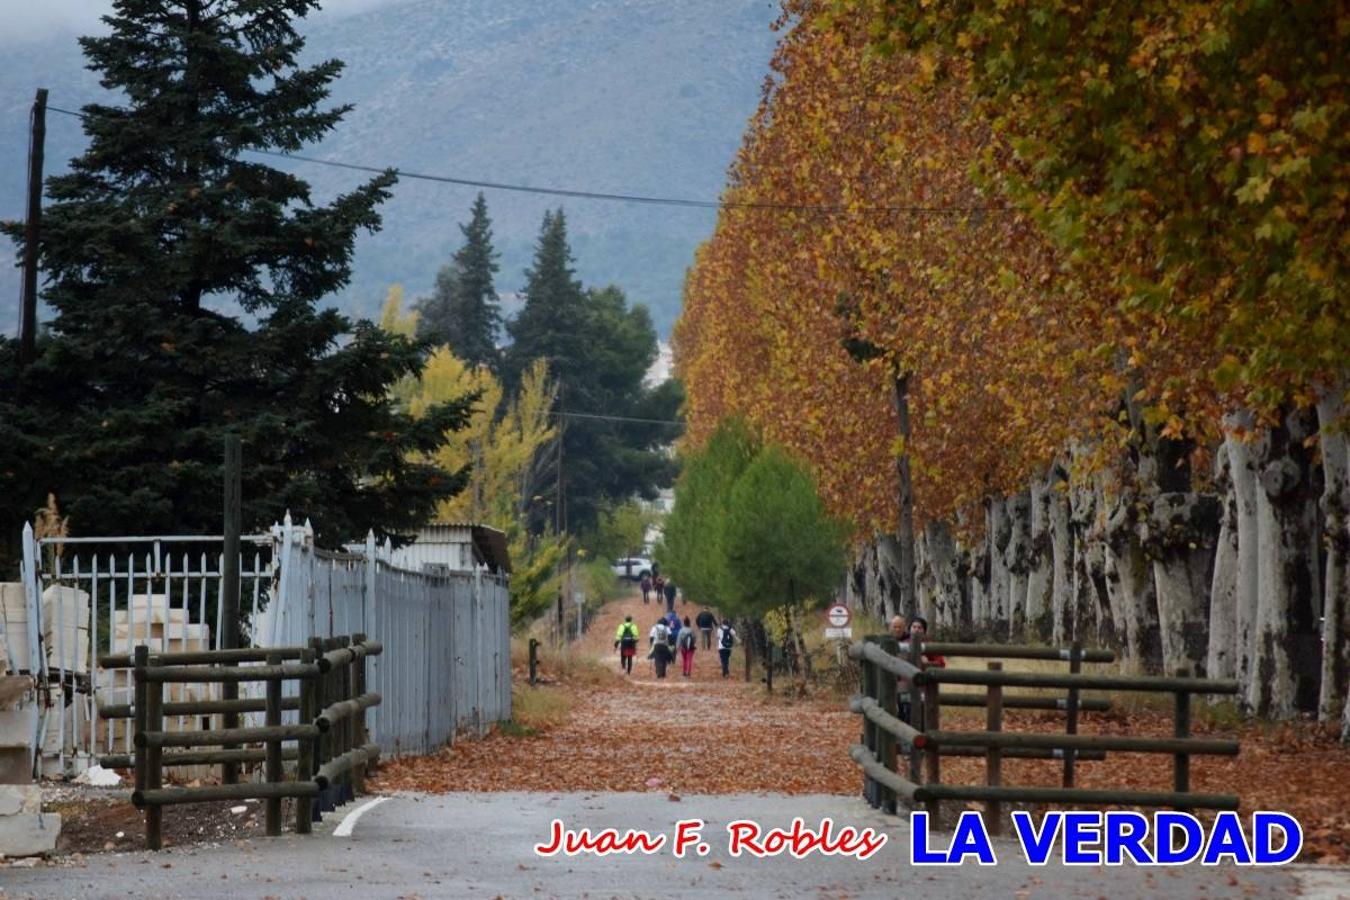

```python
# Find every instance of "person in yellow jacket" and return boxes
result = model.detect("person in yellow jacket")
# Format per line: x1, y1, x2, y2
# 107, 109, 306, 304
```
614, 615, 640, 675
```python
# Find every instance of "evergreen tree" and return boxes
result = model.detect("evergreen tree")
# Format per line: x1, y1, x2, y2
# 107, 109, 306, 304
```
0, 0, 473, 552
503, 209, 679, 535
415, 192, 502, 370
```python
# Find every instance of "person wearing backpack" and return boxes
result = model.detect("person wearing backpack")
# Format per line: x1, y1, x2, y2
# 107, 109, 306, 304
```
678, 615, 698, 677
613, 615, 640, 675
648, 618, 673, 678
717, 619, 737, 678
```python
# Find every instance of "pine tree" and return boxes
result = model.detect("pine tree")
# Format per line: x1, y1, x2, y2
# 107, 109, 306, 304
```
415, 192, 502, 370
504, 209, 589, 396
0, 0, 473, 550
502, 209, 679, 535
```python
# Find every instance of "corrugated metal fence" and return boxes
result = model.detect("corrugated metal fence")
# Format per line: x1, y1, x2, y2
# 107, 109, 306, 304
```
18, 515, 511, 776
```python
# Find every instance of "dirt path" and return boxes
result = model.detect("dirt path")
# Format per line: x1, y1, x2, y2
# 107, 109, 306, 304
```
372, 590, 1350, 862
375, 590, 860, 794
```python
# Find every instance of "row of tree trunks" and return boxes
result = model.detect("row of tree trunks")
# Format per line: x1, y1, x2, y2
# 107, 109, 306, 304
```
846, 395, 1350, 733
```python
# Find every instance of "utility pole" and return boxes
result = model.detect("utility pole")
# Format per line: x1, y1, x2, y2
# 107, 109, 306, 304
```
221, 436, 242, 784
18, 88, 48, 366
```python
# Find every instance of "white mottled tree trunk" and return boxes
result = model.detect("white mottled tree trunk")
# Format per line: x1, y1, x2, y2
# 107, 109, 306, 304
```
1147, 492, 1221, 678
988, 498, 1012, 635
1005, 492, 1032, 639
968, 535, 991, 632
1025, 478, 1055, 640
1049, 471, 1073, 645
847, 536, 905, 621
1207, 443, 1240, 681
1224, 414, 1262, 701
1105, 495, 1162, 673
1316, 387, 1350, 724
1250, 410, 1321, 718
924, 521, 963, 633
915, 527, 935, 625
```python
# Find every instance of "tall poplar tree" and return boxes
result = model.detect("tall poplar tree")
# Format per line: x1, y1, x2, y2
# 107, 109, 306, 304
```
415, 192, 502, 371
0, 0, 473, 551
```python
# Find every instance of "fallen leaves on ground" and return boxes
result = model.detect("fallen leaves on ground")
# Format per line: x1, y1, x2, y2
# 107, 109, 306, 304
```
371, 592, 1350, 863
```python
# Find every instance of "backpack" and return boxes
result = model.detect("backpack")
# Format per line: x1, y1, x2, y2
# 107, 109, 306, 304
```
653, 623, 669, 643
679, 629, 696, 650
620, 623, 638, 641
719, 626, 735, 649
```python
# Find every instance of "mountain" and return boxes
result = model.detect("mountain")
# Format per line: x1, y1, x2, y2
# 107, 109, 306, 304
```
0, 0, 780, 338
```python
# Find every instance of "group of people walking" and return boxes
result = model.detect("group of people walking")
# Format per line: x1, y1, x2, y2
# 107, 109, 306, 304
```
613, 608, 736, 679
639, 573, 679, 611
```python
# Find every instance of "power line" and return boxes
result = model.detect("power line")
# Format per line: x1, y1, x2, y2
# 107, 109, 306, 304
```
551, 411, 684, 427
45, 103, 1010, 216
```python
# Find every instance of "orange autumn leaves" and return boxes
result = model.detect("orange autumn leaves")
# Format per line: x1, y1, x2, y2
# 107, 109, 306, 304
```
674, 5, 1108, 537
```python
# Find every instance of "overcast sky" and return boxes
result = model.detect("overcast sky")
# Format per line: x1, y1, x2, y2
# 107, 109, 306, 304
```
0, 0, 406, 44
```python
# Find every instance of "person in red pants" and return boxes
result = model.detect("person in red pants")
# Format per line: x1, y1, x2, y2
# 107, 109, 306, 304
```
678, 616, 697, 677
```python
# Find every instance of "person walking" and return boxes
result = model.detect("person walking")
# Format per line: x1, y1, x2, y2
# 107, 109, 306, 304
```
678, 615, 697, 677
897, 616, 946, 723
696, 609, 716, 650
716, 619, 737, 678
640, 573, 653, 604
648, 618, 672, 678
663, 579, 677, 613
614, 615, 640, 675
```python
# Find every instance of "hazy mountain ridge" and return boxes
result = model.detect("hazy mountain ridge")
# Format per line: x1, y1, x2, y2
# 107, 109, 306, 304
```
0, 0, 780, 336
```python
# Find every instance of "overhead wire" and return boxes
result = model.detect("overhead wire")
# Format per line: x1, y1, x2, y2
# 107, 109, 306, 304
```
45, 102, 1012, 217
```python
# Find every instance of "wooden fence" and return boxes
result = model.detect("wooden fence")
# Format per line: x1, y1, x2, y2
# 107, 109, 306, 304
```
98, 634, 381, 849
847, 636, 1241, 832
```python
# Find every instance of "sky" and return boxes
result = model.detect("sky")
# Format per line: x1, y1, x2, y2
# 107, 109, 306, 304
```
0, 0, 406, 44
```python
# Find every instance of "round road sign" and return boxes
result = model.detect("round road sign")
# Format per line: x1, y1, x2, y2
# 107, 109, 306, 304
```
826, 604, 851, 628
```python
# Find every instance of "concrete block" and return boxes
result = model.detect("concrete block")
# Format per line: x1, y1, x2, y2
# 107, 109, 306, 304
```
0, 676, 31, 710
0, 813, 61, 857
0, 747, 32, 783
0, 784, 41, 816
41, 586, 91, 629
45, 626, 90, 674
112, 595, 187, 626
0, 705, 37, 749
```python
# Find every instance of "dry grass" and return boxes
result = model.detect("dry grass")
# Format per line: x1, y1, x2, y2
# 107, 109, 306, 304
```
510, 685, 573, 731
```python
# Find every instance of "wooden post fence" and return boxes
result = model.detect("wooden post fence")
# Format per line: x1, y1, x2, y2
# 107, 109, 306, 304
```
844, 639, 1242, 825
98, 634, 382, 848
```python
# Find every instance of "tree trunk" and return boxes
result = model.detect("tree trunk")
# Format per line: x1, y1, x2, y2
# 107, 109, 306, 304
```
1224, 414, 1262, 700
987, 498, 1011, 635
967, 531, 990, 635
1005, 491, 1032, 640
1105, 494, 1162, 673
847, 536, 905, 621
1026, 477, 1055, 641
1146, 492, 1220, 678
1250, 409, 1322, 717
1048, 469, 1073, 645
1207, 443, 1240, 681
915, 527, 935, 625
893, 373, 916, 619
1317, 388, 1350, 723
925, 521, 963, 634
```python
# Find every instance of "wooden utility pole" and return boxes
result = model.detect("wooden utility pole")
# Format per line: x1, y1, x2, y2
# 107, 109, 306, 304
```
18, 88, 48, 366
221, 435, 242, 784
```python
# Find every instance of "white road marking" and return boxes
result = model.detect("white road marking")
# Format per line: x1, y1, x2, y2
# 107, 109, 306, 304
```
333, 796, 389, 837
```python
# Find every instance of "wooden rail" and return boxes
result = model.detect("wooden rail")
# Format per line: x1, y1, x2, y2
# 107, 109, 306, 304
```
100, 634, 383, 849
847, 636, 1241, 832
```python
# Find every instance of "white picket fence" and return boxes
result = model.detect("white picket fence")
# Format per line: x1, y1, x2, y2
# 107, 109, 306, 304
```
14, 515, 511, 777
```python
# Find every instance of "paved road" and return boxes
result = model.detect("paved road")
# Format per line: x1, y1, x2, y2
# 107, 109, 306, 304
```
3, 792, 1327, 899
